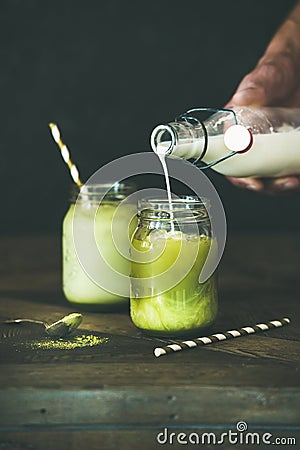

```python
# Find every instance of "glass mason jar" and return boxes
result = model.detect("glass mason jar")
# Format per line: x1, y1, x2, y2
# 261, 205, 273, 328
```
62, 182, 136, 311
130, 197, 218, 337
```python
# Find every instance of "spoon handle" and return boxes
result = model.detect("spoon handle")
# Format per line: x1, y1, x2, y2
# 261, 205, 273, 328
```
2, 319, 46, 326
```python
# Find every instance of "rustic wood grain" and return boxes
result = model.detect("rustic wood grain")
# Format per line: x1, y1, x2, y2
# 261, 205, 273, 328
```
0, 234, 299, 449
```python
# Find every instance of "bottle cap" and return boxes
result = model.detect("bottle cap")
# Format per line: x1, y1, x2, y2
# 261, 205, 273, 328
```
224, 125, 253, 153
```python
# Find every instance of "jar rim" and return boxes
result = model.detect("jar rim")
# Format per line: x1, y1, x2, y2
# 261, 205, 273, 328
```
137, 196, 209, 222
138, 195, 209, 211
70, 181, 136, 203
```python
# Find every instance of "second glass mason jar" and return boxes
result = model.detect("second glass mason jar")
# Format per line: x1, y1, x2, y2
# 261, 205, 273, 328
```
130, 197, 218, 337
63, 182, 136, 311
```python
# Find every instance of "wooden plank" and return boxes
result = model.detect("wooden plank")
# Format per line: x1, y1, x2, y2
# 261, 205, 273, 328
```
0, 359, 299, 388
0, 385, 299, 429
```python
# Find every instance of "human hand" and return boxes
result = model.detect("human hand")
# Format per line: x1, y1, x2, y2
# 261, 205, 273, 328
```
225, 1, 300, 194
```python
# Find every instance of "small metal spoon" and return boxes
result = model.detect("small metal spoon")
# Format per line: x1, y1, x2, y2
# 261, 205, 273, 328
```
3, 313, 83, 338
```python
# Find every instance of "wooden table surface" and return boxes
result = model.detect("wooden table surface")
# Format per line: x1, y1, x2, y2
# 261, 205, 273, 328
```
0, 234, 299, 450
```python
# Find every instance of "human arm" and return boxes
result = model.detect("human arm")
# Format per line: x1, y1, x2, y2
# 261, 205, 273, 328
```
225, 1, 300, 193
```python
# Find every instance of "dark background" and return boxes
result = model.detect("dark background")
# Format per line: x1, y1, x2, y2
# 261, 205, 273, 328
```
1, 0, 299, 236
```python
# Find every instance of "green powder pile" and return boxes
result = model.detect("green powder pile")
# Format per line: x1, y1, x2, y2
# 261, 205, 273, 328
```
27, 334, 109, 350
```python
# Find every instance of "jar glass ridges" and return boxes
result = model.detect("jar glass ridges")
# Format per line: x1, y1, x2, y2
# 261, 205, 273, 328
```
62, 182, 136, 311
130, 196, 218, 337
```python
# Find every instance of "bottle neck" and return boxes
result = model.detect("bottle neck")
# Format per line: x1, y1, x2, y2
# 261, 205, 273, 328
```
150, 121, 206, 161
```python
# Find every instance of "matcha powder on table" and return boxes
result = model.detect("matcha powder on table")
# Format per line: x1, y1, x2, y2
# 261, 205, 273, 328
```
26, 334, 109, 350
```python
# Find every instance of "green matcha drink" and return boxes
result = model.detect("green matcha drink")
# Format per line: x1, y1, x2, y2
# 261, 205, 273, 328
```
130, 198, 218, 337
63, 183, 136, 311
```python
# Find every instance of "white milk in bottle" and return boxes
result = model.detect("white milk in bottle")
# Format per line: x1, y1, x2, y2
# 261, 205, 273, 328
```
150, 106, 300, 178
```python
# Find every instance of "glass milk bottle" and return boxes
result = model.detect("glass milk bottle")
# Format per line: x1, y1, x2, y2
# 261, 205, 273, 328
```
150, 106, 300, 177
130, 197, 218, 337
63, 182, 136, 311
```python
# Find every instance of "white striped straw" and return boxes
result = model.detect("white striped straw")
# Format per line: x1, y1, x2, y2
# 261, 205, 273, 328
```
49, 123, 83, 187
153, 317, 291, 358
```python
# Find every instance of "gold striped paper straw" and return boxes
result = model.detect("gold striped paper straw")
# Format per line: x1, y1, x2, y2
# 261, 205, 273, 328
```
49, 123, 83, 187
154, 317, 291, 357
